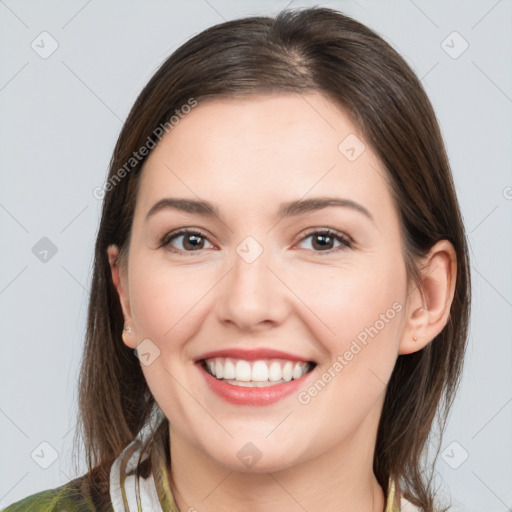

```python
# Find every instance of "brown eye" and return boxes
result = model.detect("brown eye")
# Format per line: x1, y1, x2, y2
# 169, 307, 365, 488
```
297, 229, 351, 253
163, 229, 214, 252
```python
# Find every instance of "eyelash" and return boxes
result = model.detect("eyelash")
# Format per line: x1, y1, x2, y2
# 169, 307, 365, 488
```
160, 228, 352, 255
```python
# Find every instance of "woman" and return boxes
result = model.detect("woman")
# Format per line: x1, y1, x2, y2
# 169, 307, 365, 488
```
3, 6, 470, 512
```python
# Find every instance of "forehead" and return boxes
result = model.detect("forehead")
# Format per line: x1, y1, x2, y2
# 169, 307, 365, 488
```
135, 92, 394, 221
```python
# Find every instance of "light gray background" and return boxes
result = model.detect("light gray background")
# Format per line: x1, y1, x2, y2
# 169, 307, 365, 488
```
1, 0, 511, 510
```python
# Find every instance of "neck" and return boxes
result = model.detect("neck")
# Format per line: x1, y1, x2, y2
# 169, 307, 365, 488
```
167, 415, 386, 512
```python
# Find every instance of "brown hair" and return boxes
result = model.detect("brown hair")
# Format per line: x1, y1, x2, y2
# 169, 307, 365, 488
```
74, 7, 470, 510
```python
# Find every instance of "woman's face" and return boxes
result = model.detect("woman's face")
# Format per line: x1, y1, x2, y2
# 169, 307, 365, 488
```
111, 92, 411, 472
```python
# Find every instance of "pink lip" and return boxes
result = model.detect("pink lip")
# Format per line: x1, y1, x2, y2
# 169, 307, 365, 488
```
196, 348, 312, 362
198, 366, 313, 406
195, 348, 316, 406
196, 360, 315, 406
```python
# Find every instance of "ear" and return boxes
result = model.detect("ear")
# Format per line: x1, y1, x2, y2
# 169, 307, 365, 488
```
107, 244, 137, 349
399, 240, 457, 355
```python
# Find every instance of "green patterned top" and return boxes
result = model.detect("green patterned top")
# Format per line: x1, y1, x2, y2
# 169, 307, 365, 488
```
2, 420, 410, 511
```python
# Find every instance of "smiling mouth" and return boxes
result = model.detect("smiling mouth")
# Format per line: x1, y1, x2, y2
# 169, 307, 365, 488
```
200, 357, 316, 387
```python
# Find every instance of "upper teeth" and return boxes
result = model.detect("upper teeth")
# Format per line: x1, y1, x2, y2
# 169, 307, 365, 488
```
204, 358, 311, 384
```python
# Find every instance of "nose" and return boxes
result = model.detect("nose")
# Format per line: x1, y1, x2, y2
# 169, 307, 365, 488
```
215, 245, 291, 332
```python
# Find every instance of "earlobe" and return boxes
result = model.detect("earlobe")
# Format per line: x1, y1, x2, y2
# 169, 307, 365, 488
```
107, 244, 137, 348
399, 240, 457, 355
399, 304, 430, 355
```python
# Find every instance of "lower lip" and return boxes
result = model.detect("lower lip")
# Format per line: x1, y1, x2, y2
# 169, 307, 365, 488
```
198, 363, 313, 406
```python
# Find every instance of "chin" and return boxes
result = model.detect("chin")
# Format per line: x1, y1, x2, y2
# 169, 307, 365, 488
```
199, 437, 309, 475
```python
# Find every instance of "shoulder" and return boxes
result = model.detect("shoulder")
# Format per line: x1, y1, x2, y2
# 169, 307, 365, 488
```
1, 474, 111, 512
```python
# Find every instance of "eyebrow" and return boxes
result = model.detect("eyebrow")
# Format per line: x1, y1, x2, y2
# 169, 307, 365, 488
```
145, 197, 374, 223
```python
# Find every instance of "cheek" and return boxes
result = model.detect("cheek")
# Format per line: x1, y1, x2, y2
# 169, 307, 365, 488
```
128, 256, 212, 342
127, 257, 211, 419
292, 254, 407, 384
289, 261, 407, 437
300, 256, 405, 334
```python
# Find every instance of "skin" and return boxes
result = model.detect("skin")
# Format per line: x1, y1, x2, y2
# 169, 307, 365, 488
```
108, 92, 456, 512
